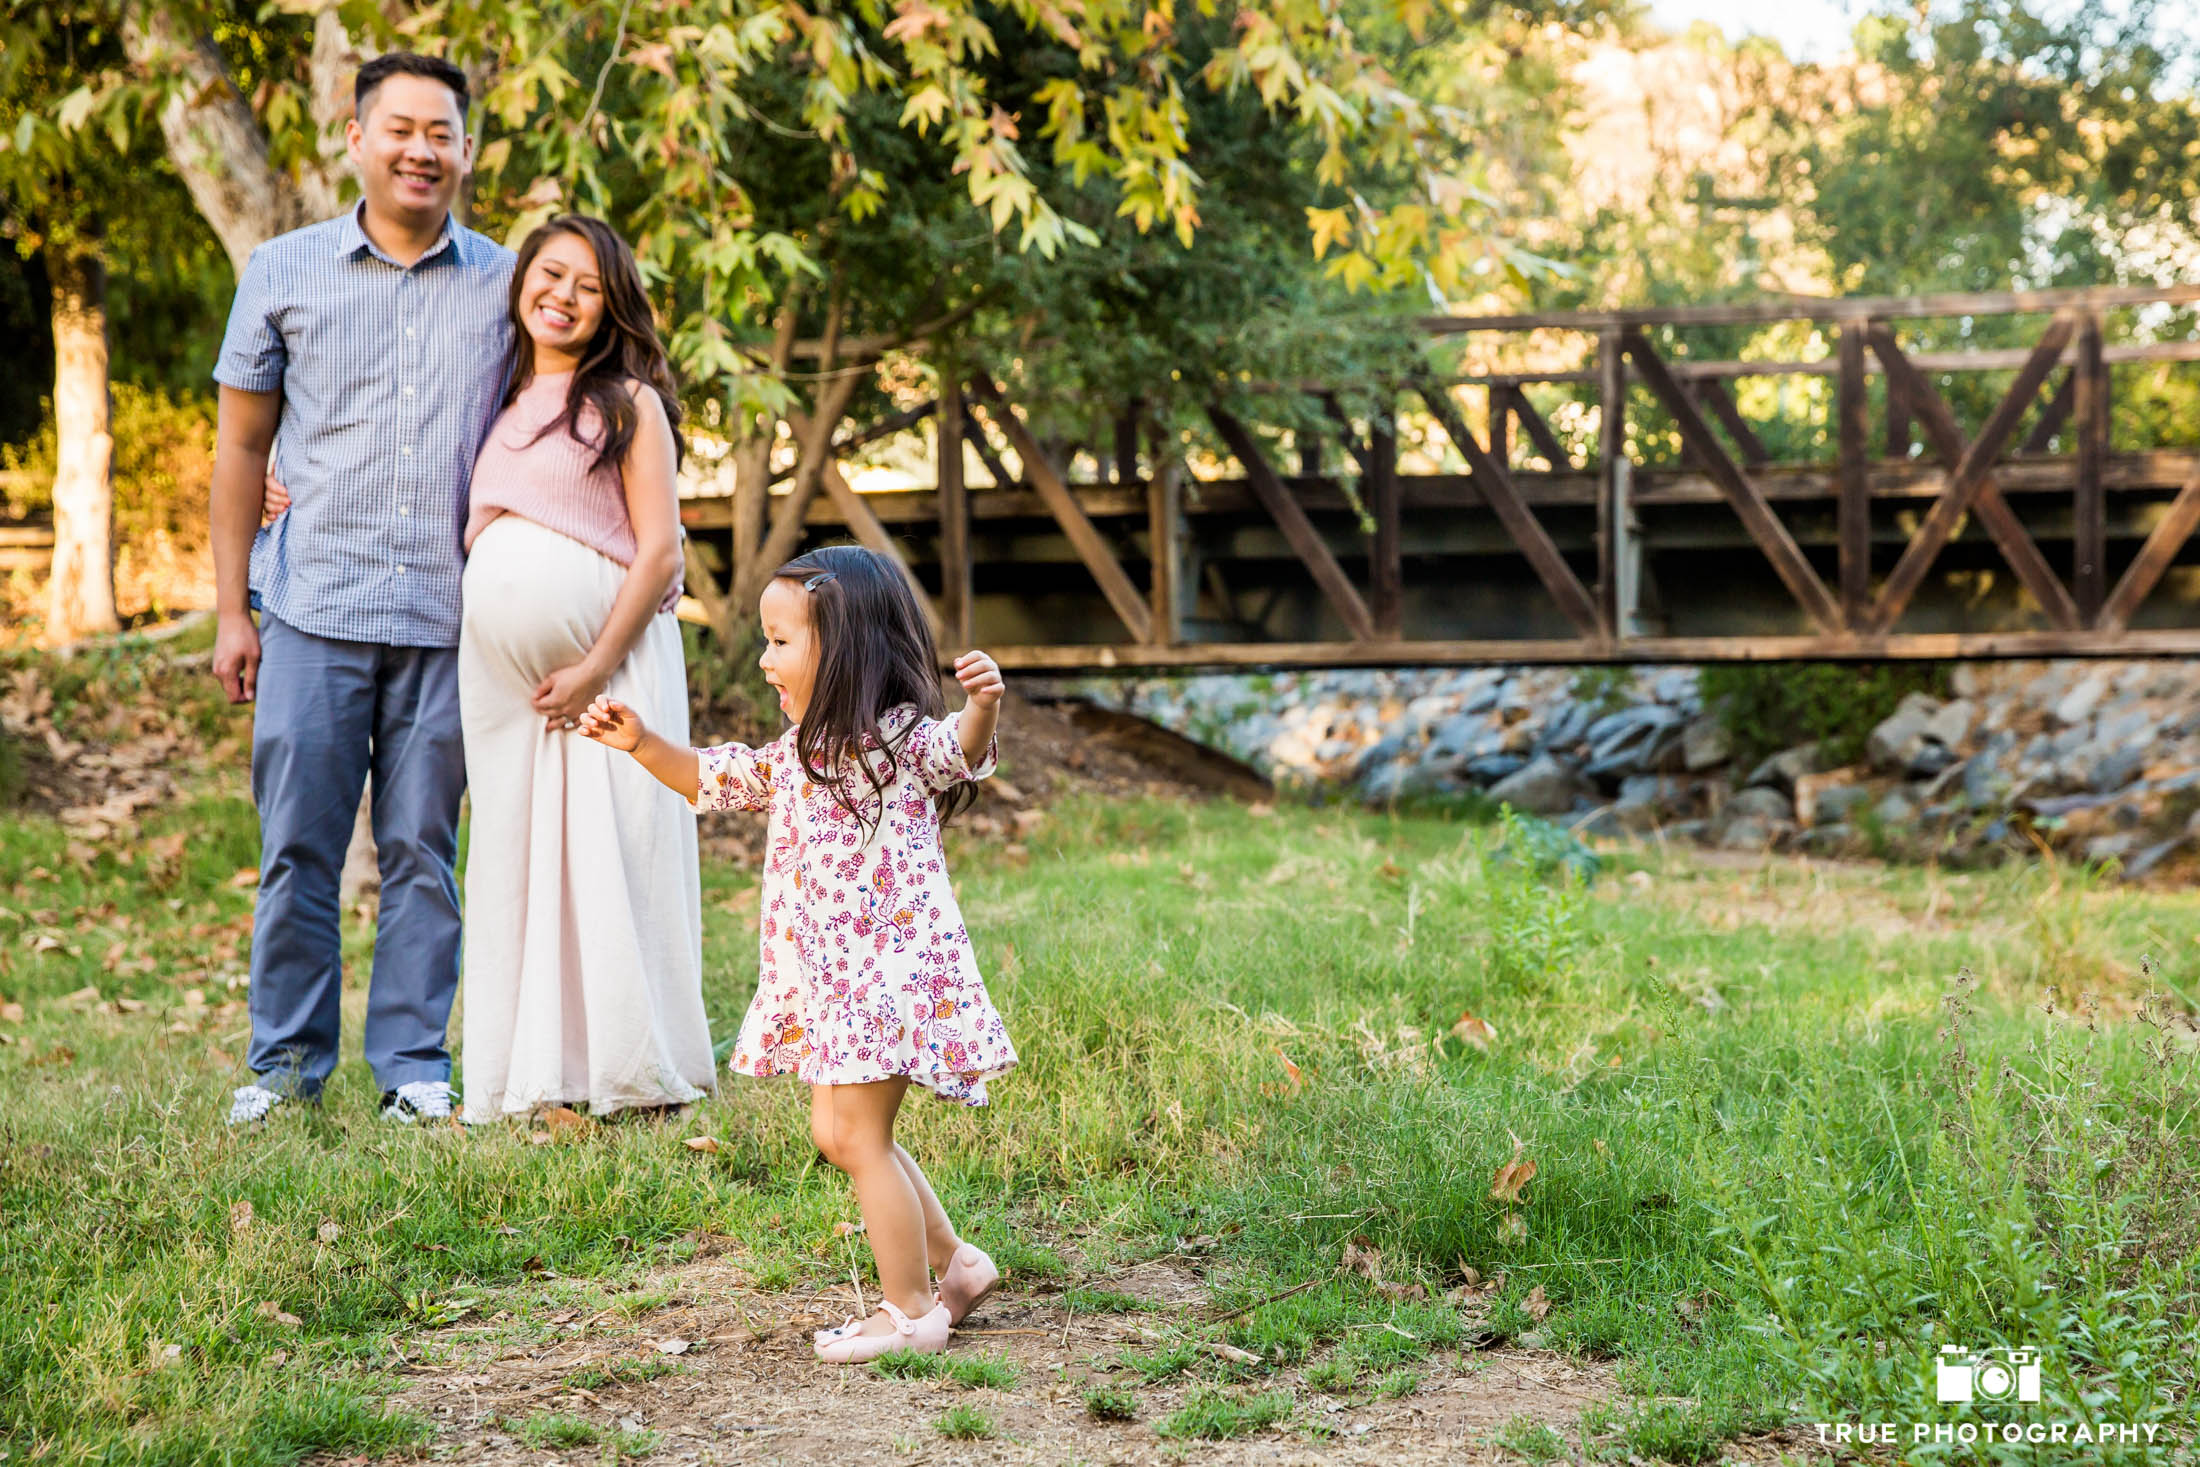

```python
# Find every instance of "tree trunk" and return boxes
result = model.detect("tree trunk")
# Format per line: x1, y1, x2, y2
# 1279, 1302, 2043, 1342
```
45, 248, 117, 646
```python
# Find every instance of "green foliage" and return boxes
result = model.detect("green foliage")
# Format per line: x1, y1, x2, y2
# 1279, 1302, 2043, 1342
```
1082, 1383, 1139, 1421
931, 1403, 996, 1440
1493, 1415, 1568, 1463
1697, 662, 1950, 770
1155, 1385, 1292, 1439
2, 383, 215, 537
1567, 666, 1633, 719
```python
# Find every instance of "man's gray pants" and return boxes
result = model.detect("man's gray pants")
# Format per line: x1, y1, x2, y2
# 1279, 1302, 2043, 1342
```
246, 611, 465, 1098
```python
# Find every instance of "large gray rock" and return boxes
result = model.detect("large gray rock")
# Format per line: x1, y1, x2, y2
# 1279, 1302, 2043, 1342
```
1581, 705, 1686, 780
2055, 672, 2110, 726
1745, 743, 1824, 791
1873, 790, 1918, 826
1906, 742, 1960, 780
1537, 699, 1593, 752
1487, 755, 1588, 814
1922, 699, 1976, 748
1728, 786, 1795, 822
1681, 715, 1732, 771
1463, 753, 1529, 785
2086, 745, 2150, 794
1812, 783, 1875, 825
1867, 693, 1943, 771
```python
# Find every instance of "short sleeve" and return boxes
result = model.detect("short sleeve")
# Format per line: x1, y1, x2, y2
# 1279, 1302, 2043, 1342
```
692, 740, 776, 813
214, 247, 287, 394
900, 708, 997, 796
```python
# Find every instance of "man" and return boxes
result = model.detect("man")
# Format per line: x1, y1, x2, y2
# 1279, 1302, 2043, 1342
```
209, 52, 514, 1125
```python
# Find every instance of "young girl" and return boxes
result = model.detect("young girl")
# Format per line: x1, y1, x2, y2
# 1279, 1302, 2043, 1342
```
578, 543, 1017, 1362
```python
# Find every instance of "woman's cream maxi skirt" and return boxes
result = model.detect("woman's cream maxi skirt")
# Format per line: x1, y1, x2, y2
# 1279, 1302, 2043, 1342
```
457, 515, 713, 1121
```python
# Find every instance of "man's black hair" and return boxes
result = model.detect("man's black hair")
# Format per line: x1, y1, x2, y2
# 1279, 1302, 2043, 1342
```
354, 53, 469, 122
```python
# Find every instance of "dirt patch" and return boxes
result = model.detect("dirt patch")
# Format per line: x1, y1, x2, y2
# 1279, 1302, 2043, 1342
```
379, 1253, 1673, 1466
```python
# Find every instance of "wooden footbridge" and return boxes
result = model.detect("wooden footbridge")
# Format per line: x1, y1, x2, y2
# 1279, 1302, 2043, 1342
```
679, 282, 2200, 671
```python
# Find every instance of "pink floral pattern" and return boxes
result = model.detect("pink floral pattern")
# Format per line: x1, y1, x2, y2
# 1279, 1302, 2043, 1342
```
692, 704, 1015, 1105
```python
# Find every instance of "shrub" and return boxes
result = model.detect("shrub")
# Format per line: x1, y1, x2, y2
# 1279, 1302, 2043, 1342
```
1697, 661, 1951, 770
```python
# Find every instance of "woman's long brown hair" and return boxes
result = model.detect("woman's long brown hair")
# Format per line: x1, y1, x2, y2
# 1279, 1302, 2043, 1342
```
775, 544, 979, 837
502, 214, 683, 471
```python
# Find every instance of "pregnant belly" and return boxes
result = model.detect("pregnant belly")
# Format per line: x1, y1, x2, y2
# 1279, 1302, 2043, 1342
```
461, 515, 620, 684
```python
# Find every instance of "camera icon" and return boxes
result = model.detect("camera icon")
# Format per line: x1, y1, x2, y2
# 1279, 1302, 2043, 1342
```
1936, 1345, 2043, 1403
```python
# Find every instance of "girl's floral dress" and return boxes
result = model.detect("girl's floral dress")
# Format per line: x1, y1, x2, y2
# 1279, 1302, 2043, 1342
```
691, 703, 1016, 1105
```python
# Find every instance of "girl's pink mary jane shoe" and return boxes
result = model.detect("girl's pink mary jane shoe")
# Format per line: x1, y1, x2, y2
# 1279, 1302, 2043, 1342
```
936, 1242, 1000, 1326
812, 1299, 950, 1364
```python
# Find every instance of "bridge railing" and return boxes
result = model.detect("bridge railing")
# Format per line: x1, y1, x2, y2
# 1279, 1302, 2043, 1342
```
689, 283, 2200, 669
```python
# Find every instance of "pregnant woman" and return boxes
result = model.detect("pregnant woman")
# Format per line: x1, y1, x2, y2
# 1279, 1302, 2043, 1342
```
454, 214, 712, 1121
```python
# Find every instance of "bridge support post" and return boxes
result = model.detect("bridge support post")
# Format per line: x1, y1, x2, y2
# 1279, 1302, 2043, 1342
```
1371, 407, 1401, 636
938, 380, 972, 650
1838, 321, 1872, 627
2074, 312, 2108, 624
1596, 328, 1626, 640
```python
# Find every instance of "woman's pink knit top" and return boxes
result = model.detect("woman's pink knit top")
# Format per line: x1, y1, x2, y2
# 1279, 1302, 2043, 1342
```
464, 370, 683, 612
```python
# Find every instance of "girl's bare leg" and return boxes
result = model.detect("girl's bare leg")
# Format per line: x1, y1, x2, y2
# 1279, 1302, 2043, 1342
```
811, 1080, 933, 1338
892, 1144, 962, 1273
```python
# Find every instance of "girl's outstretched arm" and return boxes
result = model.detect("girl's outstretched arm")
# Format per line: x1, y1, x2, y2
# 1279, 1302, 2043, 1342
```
579, 695, 699, 798
952, 651, 1003, 768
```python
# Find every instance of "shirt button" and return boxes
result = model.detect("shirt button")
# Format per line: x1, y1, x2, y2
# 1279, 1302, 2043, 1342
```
399, 505, 411, 516
402, 386, 415, 397
402, 446, 413, 456
396, 565, 408, 574
405, 327, 417, 338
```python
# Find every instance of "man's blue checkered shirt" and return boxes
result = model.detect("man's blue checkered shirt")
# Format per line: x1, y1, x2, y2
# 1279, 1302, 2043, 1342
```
214, 204, 516, 647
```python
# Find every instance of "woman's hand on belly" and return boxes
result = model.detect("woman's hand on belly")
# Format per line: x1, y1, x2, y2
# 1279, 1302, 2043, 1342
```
533, 659, 611, 731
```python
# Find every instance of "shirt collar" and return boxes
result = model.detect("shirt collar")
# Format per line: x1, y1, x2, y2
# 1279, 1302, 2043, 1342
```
334, 200, 465, 267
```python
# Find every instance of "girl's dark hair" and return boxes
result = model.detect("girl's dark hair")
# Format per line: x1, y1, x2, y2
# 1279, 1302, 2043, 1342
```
502, 214, 684, 472
774, 544, 978, 834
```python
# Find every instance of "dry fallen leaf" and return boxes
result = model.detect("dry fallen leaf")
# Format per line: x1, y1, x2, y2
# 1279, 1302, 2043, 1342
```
1205, 1341, 1262, 1366
1377, 1281, 1427, 1301
256, 1301, 303, 1327
0, 1002, 24, 1024
317, 1221, 343, 1245
1341, 1237, 1384, 1283
1522, 1284, 1550, 1321
1277, 1050, 1303, 1093
1489, 1131, 1538, 1205
61, 983, 100, 1003
1450, 1012, 1497, 1050
682, 1136, 720, 1153
229, 1200, 255, 1235
150, 1342, 183, 1370
1377, 860, 1405, 880
266, 1349, 290, 1367
1497, 1211, 1528, 1242
228, 868, 261, 888
651, 1338, 691, 1355
832, 1220, 865, 1237
541, 1106, 591, 1138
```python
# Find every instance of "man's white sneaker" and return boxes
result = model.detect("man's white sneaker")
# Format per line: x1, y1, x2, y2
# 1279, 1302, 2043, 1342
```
227, 1083, 287, 1126
381, 1079, 456, 1124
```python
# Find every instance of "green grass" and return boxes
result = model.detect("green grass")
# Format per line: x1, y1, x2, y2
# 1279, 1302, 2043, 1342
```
1063, 1285, 1150, 1314
514, 1410, 657, 1458
1155, 1384, 1293, 1439
931, 1403, 995, 1440
867, 1349, 1018, 1390
1082, 1383, 1139, 1420
4, 642, 2200, 1464
563, 1355, 682, 1391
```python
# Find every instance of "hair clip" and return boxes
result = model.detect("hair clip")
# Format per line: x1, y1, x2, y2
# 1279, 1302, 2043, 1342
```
802, 571, 838, 591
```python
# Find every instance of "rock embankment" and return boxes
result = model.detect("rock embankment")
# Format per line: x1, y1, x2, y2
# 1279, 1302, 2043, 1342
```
1074, 661, 2200, 874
